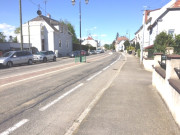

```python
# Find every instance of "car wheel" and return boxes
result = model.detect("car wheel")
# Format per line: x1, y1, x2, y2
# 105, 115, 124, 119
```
53, 57, 56, 61
43, 57, 47, 63
6, 61, 13, 68
28, 59, 33, 65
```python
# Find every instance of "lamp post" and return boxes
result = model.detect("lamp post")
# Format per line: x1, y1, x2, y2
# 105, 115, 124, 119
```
71, 0, 89, 62
19, 0, 23, 50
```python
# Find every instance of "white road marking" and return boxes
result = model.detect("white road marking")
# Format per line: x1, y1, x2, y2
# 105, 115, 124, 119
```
39, 83, 84, 111
0, 64, 82, 88
64, 58, 126, 135
0, 119, 29, 135
103, 66, 110, 71
86, 71, 102, 81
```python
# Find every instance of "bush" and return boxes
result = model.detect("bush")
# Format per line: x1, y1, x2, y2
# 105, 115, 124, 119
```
137, 49, 141, 57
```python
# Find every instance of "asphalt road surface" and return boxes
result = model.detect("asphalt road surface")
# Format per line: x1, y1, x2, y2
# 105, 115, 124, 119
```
0, 52, 123, 135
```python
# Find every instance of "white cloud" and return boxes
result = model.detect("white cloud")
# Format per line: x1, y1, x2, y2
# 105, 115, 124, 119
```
85, 26, 97, 31
0, 23, 17, 39
100, 34, 107, 37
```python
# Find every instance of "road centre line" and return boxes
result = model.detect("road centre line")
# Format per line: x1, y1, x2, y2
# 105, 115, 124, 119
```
0, 119, 29, 135
86, 71, 102, 81
39, 83, 84, 111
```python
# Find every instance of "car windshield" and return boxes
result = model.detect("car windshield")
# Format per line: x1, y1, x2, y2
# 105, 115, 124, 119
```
40, 51, 48, 55
36, 52, 44, 55
2, 52, 13, 57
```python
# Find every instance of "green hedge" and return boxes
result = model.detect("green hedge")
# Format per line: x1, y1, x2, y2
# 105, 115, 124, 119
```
73, 44, 96, 51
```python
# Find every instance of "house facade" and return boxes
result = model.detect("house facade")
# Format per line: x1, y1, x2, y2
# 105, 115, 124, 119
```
134, 0, 180, 59
115, 36, 128, 52
82, 36, 98, 49
20, 15, 73, 56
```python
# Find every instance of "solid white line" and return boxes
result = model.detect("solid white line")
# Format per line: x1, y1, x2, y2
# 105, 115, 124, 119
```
64, 59, 126, 135
39, 83, 84, 111
86, 71, 102, 81
103, 66, 110, 71
0, 119, 29, 135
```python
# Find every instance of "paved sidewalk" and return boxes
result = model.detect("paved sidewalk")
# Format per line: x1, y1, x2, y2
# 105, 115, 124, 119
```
74, 54, 180, 135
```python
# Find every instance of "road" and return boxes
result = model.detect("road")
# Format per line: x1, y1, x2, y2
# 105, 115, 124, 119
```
0, 52, 124, 135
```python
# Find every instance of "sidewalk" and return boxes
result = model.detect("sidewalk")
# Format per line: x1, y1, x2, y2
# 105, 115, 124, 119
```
74, 54, 180, 135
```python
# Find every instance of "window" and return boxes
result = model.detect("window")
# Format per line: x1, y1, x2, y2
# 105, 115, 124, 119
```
59, 40, 62, 48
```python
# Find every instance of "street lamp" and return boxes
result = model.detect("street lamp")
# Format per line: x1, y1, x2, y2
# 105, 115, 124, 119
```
19, 0, 23, 50
71, 0, 89, 62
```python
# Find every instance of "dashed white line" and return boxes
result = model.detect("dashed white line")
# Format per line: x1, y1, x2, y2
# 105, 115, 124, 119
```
0, 119, 29, 135
86, 71, 102, 81
39, 83, 84, 111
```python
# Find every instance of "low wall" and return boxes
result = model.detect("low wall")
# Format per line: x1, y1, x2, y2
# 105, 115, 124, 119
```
143, 58, 154, 72
152, 54, 180, 127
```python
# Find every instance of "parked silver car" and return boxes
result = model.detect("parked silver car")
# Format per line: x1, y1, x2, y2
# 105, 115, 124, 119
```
0, 50, 33, 68
33, 51, 56, 63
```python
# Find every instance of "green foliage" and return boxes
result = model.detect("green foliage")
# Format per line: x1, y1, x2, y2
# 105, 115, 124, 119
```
104, 44, 110, 50
124, 40, 130, 50
60, 20, 79, 44
14, 27, 20, 34
174, 34, 180, 54
131, 41, 135, 48
127, 46, 135, 51
73, 43, 95, 51
137, 49, 141, 57
154, 31, 174, 53
0, 32, 6, 42
135, 42, 140, 51
111, 40, 115, 50
13, 37, 18, 43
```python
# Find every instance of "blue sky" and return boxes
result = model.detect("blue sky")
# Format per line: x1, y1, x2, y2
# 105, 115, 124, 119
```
0, 0, 171, 45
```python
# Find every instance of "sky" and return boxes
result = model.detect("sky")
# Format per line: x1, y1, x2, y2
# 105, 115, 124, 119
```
0, 0, 171, 45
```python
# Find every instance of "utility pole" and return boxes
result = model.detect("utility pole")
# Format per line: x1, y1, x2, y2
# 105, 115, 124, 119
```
19, 0, 23, 50
44, 0, 47, 16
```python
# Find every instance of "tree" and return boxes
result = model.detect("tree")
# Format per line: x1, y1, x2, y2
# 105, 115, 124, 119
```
135, 42, 140, 51
174, 34, 180, 54
116, 32, 119, 40
111, 40, 115, 50
104, 44, 110, 50
0, 32, 6, 42
124, 40, 130, 50
154, 31, 174, 53
60, 20, 79, 44
14, 27, 20, 34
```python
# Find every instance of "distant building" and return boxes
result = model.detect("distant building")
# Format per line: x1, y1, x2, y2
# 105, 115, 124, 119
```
82, 36, 98, 49
19, 15, 73, 56
115, 36, 128, 52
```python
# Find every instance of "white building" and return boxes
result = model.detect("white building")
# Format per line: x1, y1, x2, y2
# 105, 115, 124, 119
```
20, 15, 73, 56
82, 36, 98, 48
134, 0, 180, 59
115, 36, 128, 52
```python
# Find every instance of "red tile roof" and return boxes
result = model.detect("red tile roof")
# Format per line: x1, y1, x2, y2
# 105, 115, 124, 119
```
117, 36, 128, 41
172, 0, 180, 8
87, 36, 94, 40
